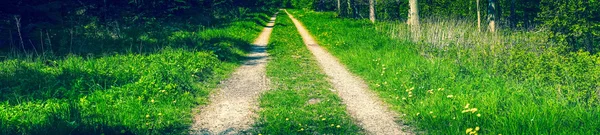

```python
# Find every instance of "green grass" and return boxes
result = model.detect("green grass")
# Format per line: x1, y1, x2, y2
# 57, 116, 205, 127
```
287, 9, 600, 134
250, 11, 362, 134
0, 9, 274, 134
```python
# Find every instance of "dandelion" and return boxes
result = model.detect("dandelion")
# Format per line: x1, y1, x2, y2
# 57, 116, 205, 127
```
322, 118, 326, 121
447, 95, 454, 98
331, 124, 334, 127
466, 126, 481, 135
336, 125, 341, 128
462, 108, 478, 113
406, 87, 415, 92
416, 113, 420, 116
286, 118, 289, 121
429, 111, 434, 114
158, 113, 162, 116
402, 97, 407, 100
477, 113, 481, 117
151, 99, 155, 103
466, 128, 473, 134
146, 114, 150, 118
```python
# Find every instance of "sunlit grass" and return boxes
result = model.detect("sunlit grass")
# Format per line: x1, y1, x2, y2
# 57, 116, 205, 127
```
250, 11, 362, 134
288, 9, 600, 134
0, 9, 274, 134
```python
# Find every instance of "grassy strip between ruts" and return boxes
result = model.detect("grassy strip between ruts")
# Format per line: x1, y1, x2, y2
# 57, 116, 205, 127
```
0, 10, 273, 134
250, 10, 362, 134
288, 9, 600, 135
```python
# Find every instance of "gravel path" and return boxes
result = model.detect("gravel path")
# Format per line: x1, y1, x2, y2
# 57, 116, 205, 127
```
284, 10, 411, 135
190, 12, 278, 135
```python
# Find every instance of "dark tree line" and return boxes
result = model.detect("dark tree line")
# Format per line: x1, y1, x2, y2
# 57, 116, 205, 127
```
1, 0, 597, 53
0, 0, 290, 54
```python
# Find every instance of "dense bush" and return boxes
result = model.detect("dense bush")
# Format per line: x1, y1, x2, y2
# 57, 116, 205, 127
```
538, 0, 600, 52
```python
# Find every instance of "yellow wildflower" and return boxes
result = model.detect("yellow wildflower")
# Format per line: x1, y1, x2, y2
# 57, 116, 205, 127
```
466, 128, 473, 134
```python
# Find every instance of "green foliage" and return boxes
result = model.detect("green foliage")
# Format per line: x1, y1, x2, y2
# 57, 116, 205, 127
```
289, 9, 600, 134
251, 11, 362, 134
538, 0, 600, 52
0, 9, 273, 134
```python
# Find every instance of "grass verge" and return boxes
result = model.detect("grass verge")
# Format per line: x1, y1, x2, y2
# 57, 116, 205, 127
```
288, 9, 600, 134
0, 10, 273, 134
250, 11, 362, 134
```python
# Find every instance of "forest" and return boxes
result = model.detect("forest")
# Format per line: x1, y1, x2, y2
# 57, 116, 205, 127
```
0, 0, 599, 134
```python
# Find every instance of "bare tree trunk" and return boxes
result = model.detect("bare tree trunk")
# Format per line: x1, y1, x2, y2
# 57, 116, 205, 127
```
40, 30, 44, 56
46, 30, 52, 54
369, 0, 376, 23
14, 15, 27, 54
509, 0, 516, 28
347, 0, 351, 17
477, 0, 481, 32
337, 0, 341, 15
9, 29, 14, 52
488, 0, 498, 32
408, 0, 420, 26
352, 0, 358, 18
408, 0, 420, 41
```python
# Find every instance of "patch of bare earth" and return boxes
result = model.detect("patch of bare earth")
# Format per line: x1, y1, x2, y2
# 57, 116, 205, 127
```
190, 12, 278, 135
284, 10, 412, 135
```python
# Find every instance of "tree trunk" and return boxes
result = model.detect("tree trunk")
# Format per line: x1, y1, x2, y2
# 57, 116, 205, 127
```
352, 0, 358, 18
408, 0, 419, 26
347, 0, 351, 17
338, 0, 341, 15
369, 0, 376, 23
408, 0, 420, 41
488, 0, 498, 32
509, 0, 516, 28
477, 0, 481, 32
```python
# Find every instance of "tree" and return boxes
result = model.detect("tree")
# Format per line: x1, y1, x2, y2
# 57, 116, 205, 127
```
488, 0, 498, 32
369, 0, 375, 23
337, 0, 341, 15
407, 0, 419, 26
509, 0, 516, 28
347, 0, 352, 17
477, 0, 482, 32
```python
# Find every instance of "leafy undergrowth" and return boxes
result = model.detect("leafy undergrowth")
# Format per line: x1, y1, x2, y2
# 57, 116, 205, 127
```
0, 10, 273, 134
288, 9, 600, 134
250, 11, 362, 134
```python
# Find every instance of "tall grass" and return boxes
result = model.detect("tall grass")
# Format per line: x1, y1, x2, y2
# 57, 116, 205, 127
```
289, 9, 600, 134
0, 9, 275, 134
